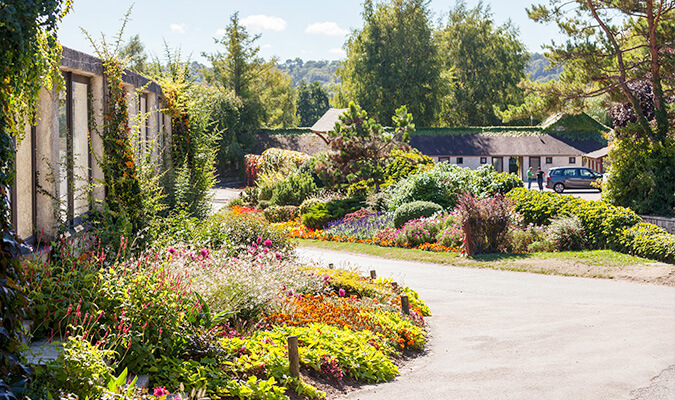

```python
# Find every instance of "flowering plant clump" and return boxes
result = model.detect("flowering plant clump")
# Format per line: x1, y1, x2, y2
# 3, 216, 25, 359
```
325, 212, 394, 240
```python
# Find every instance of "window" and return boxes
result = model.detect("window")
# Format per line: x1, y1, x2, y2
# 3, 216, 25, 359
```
569, 157, 576, 164
480, 157, 487, 164
551, 169, 561, 176
579, 169, 594, 178
438, 157, 450, 162
58, 72, 91, 226
546, 157, 553, 164
563, 168, 578, 177
492, 157, 503, 173
456, 157, 463, 164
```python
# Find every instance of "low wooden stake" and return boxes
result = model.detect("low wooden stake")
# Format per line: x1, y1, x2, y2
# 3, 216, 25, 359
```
328, 263, 334, 269
400, 294, 410, 315
288, 336, 300, 378
392, 282, 398, 292
370, 270, 377, 279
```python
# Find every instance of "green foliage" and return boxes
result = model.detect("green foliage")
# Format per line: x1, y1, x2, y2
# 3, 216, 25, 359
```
619, 223, 675, 264
269, 172, 318, 207
51, 337, 114, 399
436, 1, 528, 126
296, 81, 330, 127
119, 34, 147, 74
321, 102, 414, 191
307, 267, 392, 300
337, 0, 443, 126
546, 216, 588, 251
527, 53, 562, 83
393, 201, 442, 229
301, 197, 364, 230
604, 134, 675, 217
1, 2, 70, 393
277, 58, 341, 88
383, 149, 434, 184
263, 206, 299, 223
504, 225, 551, 253
506, 187, 675, 262
386, 163, 522, 211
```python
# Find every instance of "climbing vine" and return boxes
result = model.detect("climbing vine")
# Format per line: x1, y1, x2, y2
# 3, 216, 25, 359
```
0, 0, 71, 395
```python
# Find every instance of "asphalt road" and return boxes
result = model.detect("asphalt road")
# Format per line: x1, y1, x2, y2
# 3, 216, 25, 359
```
297, 247, 675, 400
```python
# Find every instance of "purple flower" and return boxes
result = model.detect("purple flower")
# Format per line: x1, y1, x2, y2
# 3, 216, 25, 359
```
153, 386, 170, 397
264, 239, 273, 247
338, 288, 346, 297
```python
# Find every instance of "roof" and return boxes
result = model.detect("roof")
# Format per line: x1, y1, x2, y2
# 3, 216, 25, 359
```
409, 134, 605, 157
585, 146, 609, 159
254, 132, 328, 156
540, 112, 610, 132
310, 108, 348, 134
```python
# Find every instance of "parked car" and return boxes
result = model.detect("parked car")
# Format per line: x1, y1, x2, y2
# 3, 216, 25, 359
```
546, 167, 603, 193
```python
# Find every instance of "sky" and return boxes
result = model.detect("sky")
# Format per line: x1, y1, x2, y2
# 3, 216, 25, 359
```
57, 0, 567, 65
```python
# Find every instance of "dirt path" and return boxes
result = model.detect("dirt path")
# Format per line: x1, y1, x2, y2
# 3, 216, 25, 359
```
297, 247, 675, 400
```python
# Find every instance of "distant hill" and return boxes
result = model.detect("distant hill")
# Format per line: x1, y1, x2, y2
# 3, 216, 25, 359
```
277, 58, 341, 88
527, 53, 562, 82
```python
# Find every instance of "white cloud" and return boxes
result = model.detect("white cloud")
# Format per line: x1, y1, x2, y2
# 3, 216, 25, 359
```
170, 23, 187, 34
215, 28, 226, 36
328, 48, 346, 57
261, 44, 272, 49
241, 15, 287, 32
306, 22, 348, 36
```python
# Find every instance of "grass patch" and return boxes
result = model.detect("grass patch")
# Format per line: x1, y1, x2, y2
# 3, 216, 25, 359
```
296, 239, 656, 269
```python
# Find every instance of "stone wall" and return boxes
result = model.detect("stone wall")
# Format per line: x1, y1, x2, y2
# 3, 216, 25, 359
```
640, 215, 675, 234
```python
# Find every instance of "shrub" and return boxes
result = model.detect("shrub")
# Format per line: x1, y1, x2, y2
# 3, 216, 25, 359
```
382, 149, 434, 184
394, 217, 441, 247
456, 193, 512, 254
302, 197, 365, 230
258, 148, 311, 176
299, 197, 323, 215
386, 163, 523, 211
527, 240, 555, 253
210, 209, 295, 255
546, 216, 588, 251
263, 205, 299, 223
393, 201, 443, 229
505, 224, 549, 253
619, 223, 675, 263
269, 171, 318, 206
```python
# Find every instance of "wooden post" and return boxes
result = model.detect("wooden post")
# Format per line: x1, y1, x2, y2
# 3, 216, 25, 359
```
328, 263, 334, 269
370, 270, 377, 279
400, 294, 410, 315
391, 282, 398, 292
288, 336, 300, 378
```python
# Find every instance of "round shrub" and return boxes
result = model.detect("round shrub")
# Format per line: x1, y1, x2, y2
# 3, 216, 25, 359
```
299, 197, 323, 215
393, 201, 442, 229
263, 205, 299, 223
546, 215, 588, 251
270, 171, 317, 206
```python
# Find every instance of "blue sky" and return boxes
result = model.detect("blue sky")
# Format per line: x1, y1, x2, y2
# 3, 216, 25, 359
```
58, 0, 566, 65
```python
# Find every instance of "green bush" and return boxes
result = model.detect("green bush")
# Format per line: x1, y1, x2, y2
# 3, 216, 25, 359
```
263, 205, 299, 223
507, 187, 641, 249
546, 216, 588, 251
270, 171, 318, 206
393, 201, 443, 229
386, 163, 522, 211
619, 223, 675, 263
302, 197, 365, 230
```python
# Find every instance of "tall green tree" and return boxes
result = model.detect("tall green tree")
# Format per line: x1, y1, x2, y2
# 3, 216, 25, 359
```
436, 1, 529, 126
337, 0, 442, 126
119, 34, 148, 75
527, 0, 674, 216
297, 81, 330, 127
256, 62, 297, 128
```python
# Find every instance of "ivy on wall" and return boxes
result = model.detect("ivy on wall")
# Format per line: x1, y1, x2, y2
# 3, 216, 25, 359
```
0, 0, 71, 395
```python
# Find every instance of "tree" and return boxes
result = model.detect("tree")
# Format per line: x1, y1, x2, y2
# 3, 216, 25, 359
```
297, 81, 329, 127
119, 34, 148, 74
255, 62, 297, 128
337, 0, 442, 126
436, 1, 529, 126
527, 0, 675, 216
322, 102, 414, 191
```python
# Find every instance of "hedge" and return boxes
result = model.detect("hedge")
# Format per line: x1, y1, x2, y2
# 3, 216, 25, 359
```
506, 188, 674, 264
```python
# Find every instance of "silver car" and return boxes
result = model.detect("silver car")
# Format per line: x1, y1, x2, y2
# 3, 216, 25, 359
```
546, 167, 603, 193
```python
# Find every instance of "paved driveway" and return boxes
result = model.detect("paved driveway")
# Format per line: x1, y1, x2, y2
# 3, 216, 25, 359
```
297, 248, 675, 400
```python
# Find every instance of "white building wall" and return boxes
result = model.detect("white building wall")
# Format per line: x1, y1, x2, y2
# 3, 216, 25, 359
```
15, 125, 33, 239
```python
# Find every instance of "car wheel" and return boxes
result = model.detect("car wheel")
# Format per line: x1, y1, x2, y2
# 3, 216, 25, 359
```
554, 183, 565, 193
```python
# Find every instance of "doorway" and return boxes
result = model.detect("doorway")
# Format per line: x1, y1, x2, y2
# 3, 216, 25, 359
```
509, 156, 519, 175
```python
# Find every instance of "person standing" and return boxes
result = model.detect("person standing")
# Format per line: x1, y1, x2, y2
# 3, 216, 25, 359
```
527, 167, 534, 189
536, 167, 545, 191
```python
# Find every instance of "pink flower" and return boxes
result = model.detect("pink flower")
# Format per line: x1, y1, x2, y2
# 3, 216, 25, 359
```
275, 252, 282, 260
153, 387, 170, 397
281, 284, 287, 291
338, 288, 346, 297
257, 237, 262, 244
323, 274, 331, 283
263, 239, 272, 247
168, 247, 176, 254
200, 248, 209, 258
